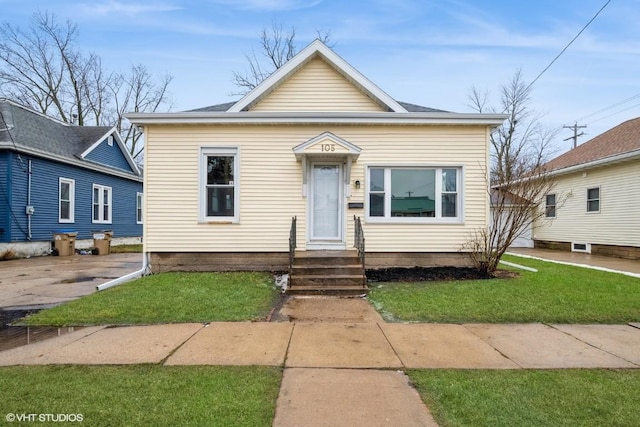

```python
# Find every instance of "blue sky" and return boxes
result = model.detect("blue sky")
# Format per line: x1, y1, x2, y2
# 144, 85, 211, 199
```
2, 0, 639, 156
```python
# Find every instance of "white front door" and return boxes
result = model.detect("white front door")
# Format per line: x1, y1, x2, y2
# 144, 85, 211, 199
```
310, 163, 344, 245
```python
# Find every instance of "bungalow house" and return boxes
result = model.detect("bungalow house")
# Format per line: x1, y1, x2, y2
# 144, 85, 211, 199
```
0, 99, 143, 258
126, 40, 506, 287
533, 117, 640, 259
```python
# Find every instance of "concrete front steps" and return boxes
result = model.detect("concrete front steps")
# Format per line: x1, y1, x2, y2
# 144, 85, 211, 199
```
288, 250, 368, 295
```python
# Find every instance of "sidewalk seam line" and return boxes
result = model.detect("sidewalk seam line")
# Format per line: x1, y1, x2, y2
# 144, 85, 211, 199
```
376, 322, 405, 369
546, 323, 640, 368
160, 323, 207, 365
282, 323, 296, 368
462, 324, 524, 369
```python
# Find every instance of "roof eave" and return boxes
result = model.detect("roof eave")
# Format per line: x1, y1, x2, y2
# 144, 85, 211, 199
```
125, 111, 508, 126
548, 149, 640, 177
0, 142, 143, 182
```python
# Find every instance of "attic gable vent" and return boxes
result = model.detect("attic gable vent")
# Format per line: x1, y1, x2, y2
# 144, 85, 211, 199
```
107, 135, 114, 146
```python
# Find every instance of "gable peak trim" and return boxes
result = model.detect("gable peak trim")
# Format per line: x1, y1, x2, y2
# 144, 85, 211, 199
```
228, 40, 407, 113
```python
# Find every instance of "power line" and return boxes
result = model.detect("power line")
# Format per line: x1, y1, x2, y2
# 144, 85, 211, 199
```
589, 102, 640, 125
524, 0, 611, 93
576, 92, 640, 122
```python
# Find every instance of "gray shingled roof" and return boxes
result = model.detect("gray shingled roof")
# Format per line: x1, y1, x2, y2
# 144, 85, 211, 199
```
185, 100, 448, 113
0, 100, 139, 178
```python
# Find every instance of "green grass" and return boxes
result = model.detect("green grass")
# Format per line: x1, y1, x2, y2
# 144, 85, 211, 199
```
0, 365, 281, 427
24, 272, 278, 326
368, 255, 640, 323
408, 369, 640, 427
110, 244, 143, 253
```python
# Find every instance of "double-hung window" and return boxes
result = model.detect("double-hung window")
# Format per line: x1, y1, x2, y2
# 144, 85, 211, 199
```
587, 187, 600, 213
92, 184, 112, 224
545, 193, 556, 218
367, 166, 461, 221
201, 148, 239, 222
59, 178, 75, 223
136, 192, 143, 224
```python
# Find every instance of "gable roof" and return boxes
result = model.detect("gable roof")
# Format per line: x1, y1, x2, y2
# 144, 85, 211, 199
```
187, 100, 448, 114
0, 99, 141, 180
229, 40, 408, 113
544, 117, 640, 173
127, 40, 507, 126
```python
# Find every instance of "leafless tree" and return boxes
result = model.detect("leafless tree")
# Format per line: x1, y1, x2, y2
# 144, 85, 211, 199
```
108, 65, 173, 159
232, 21, 332, 94
462, 70, 561, 274
0, 11, 172, 160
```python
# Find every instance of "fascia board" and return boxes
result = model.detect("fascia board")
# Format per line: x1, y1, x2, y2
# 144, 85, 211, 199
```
126, 112, 508, 126
548, 150, 640, 177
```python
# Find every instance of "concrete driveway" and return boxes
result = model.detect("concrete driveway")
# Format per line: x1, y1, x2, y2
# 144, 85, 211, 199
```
0, 253, 142, 310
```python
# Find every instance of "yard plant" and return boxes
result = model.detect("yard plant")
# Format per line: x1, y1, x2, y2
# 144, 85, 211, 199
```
368, 255, 640, 323
23, 272, 278, 326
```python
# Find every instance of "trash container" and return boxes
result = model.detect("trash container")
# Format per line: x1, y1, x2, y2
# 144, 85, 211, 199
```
92, 230, 113, 255
52, 230, 77, 256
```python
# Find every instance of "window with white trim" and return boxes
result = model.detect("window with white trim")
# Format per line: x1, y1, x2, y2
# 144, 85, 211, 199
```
59, 178, 75, 223
587, 187, 600, 213
201, 148, 238, 221
367, 166, 461, 221
545, 193, 556, 218
92, 184, 112, 224
136, 192, 143, 224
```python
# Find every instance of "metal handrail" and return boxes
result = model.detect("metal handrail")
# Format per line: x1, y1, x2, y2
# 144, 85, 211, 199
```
289, 216, 297, 271
353, 216, 365, 282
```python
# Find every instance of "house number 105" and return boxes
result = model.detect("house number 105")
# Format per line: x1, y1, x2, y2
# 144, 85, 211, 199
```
321, 144, 336, 152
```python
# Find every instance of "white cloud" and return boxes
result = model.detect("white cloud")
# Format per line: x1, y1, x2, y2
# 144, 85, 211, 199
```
208, 0, 323, 12
79, 1, 181, 16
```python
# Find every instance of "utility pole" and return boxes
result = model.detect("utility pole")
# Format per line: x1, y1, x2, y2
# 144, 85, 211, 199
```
563, 122, 587, 149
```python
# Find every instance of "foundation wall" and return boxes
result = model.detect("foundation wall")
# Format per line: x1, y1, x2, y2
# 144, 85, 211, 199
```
534, 239, 640, 261
149, 251, 472, 273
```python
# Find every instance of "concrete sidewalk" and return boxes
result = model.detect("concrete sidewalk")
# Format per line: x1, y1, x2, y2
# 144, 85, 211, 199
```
507, 247, 640, 276
2, 321, 638, 368
1, 296, 639, 426
2, 321, 639, 426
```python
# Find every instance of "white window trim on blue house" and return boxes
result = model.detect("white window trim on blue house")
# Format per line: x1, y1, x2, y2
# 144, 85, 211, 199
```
365, 165, 464, 224
136, 192, 143, 224
59, 177, 75, 223
199, 147, 240, 223
92, 184, 112, 224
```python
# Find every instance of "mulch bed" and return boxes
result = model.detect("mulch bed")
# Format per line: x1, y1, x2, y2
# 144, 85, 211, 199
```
366, 267, 494, 283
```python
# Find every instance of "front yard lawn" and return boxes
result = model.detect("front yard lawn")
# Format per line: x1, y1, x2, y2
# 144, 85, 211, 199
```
368, 254, 640, 323
23, 272, 278, 326
0, 365, 281, 427
408, 369, 640, 427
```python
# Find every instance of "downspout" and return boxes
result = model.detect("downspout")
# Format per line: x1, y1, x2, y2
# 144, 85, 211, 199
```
26, 159, 32, 240
96, 251, 149, 291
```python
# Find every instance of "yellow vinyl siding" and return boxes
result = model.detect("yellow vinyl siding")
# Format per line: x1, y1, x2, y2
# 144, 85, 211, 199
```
533, 160, 640, 247
250, 58, 385, 112
144, 125, 489, 253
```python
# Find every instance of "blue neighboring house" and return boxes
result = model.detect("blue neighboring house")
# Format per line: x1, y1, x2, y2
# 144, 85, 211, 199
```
0, 99, 143, 257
